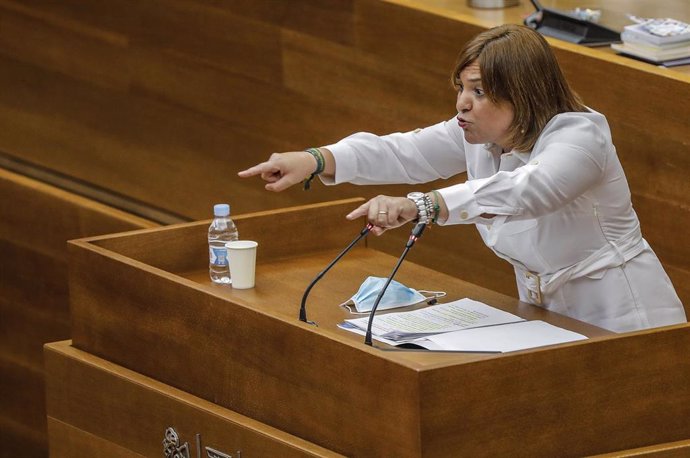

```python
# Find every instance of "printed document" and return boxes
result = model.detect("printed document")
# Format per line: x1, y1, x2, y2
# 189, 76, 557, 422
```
412, 320, 587, 352
338, 298, 589, 352
340, 298, 524, 341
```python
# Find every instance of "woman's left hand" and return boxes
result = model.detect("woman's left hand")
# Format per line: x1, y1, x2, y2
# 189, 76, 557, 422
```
346, 195, 419, 235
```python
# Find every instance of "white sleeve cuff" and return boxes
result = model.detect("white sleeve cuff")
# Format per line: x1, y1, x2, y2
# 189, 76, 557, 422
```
436, 182, 483, 225
318, 141, 357, 186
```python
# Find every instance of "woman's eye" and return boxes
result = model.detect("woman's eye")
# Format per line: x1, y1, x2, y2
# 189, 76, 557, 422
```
474, 88, 484, 96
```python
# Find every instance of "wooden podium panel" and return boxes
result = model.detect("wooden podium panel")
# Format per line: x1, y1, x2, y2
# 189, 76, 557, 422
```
44, 340, 342, 457
66, 199, 690, 457
0, 167, 157, 456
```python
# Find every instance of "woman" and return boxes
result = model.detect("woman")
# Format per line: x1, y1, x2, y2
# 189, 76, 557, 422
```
239, 24, 686, 333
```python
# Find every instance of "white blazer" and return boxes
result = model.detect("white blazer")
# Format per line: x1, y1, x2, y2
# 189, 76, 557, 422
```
324, 110, 686, 332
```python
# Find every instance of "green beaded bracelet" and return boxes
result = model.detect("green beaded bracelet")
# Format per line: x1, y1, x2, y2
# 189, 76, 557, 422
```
431, 190, 442, 224
302, 148, 325, 190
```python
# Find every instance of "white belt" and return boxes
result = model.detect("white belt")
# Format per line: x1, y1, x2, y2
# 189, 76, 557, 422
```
514, 225, 646, 305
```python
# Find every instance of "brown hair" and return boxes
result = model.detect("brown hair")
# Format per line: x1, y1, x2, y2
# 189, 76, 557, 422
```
452, 24, 587, 152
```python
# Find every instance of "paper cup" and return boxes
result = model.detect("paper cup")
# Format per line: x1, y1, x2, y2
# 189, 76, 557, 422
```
225, 240, 258, 289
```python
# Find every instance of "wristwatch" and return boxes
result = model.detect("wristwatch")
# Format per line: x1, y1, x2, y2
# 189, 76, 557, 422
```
406, 192, 430, 224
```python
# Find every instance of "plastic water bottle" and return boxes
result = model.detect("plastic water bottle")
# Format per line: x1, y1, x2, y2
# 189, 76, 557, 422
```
208, 203, 239, 284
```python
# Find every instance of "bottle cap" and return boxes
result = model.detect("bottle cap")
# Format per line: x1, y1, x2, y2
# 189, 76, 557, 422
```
213, 203, 230, 217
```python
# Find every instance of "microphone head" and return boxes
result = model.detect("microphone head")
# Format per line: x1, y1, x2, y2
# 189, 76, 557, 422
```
406, 222, 427, 247
412, 222, 426, 238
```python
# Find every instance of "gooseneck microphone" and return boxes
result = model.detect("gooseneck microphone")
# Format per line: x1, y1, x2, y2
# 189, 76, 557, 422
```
299, 223, 374, 325
364, 222, 427, 346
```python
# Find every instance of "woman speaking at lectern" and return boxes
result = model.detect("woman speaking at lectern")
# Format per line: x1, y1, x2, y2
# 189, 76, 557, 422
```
239, 24, 686, 333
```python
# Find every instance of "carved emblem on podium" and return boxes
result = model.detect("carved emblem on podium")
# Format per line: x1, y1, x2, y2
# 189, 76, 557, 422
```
163, 427, 240, 458
163, 427, 191, 458
205, 446, 235, 458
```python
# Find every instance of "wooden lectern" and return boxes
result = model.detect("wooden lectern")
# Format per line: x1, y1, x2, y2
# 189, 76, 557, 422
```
45, 199, 690, 457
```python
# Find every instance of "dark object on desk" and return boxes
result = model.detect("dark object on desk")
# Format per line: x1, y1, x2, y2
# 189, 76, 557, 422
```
613, 51, 690, 68
467, 0, 518, 8
524, 0, 620, 47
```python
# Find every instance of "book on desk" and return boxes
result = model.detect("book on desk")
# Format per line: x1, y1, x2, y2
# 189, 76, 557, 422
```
612, 18, 690, 66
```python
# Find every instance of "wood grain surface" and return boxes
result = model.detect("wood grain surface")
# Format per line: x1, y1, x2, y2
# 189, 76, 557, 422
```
0, 169, 156, 457
2, 0, 689, 454
65, 201, 689, 457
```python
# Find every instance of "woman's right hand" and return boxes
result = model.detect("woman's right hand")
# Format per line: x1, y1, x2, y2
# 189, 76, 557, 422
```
346, 195, 420, 236
237, 151, 318, 192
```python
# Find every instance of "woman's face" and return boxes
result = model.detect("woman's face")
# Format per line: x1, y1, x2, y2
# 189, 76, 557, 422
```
456, 62, 515, 151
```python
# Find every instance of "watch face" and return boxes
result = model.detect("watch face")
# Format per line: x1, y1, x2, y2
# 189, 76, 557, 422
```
406, 191, 428, 224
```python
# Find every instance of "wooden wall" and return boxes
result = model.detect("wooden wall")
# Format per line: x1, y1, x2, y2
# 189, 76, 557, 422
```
1, 1, 687, 300
0, 0, 689, 454
0, 169, 156, 457
0, 0, 516, 295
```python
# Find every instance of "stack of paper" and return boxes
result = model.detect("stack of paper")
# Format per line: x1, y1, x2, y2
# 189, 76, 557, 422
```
412, 320, 588, 353
338, 298, 588, 352
612, 18, 690, 66
339, 299, 524, 341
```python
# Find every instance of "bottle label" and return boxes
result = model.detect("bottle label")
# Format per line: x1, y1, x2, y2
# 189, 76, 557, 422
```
209, 246, 228, 266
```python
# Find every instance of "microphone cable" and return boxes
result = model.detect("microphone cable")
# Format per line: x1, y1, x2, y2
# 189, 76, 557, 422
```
364, 222, 426, 346
299, 223, 374, 325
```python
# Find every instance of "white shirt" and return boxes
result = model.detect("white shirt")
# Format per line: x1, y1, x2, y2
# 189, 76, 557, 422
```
324, 110, 686, 332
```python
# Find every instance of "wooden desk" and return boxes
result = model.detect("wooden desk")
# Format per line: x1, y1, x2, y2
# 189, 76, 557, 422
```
391, 0, 690, 75
56, 200, 690, 457
44, 340, 343, 458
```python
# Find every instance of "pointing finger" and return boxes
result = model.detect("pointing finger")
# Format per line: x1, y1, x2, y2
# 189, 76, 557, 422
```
238, 161, 278, 178
346, 202, 370, 220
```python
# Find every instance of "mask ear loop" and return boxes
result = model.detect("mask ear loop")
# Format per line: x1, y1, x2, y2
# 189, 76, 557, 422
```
417, 290, 446, 305
340, 298, 367, 315
341, 290, 447, 314
342, 302, 365, 315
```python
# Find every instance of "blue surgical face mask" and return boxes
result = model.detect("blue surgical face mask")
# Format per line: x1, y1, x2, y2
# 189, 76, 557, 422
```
342, 276, 443, 314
